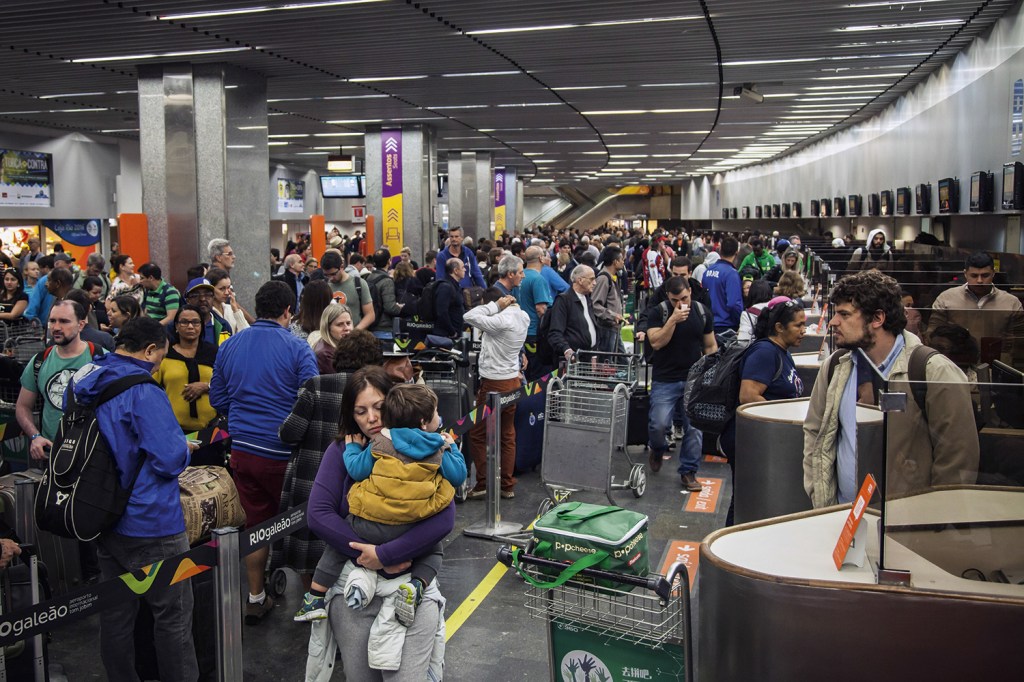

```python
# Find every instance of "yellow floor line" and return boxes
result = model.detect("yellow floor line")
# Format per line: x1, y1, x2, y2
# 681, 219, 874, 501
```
444, 560, 508, 641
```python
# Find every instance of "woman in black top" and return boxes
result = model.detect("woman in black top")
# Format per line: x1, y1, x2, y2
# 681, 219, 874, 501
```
0, 268, 28, 323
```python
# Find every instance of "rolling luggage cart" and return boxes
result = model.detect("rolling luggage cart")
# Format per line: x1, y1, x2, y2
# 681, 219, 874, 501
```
497, 545, 692, 682
539, 351, 646, 517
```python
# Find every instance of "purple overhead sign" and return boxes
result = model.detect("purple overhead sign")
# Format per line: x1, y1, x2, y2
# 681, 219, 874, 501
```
381, 129, 403, 251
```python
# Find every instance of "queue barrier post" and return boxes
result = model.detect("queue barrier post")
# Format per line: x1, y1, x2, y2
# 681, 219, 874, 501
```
464, 391, 528, 543
14, 479, 45, 682
212, 527, 243, 682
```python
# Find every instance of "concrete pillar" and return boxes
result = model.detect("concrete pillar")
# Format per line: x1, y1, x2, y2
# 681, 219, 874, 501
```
448, 151, 493, 244
364, 125, 437, 262
138, 63, 269, 308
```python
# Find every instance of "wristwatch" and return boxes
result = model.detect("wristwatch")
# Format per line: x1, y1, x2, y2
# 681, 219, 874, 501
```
30, 433, 41, 440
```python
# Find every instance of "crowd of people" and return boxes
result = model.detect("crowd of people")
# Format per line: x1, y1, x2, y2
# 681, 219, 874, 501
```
0, 220, 1019, 681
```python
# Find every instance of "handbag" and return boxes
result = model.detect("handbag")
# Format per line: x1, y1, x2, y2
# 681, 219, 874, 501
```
513, 502, 649, 590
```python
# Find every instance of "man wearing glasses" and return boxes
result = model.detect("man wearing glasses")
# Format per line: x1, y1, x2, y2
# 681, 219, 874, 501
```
183, 278, 232, 346
208, 238, 236, 274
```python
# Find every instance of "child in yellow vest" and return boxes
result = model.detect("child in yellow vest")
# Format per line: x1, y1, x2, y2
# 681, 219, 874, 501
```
295, 383, 467, 625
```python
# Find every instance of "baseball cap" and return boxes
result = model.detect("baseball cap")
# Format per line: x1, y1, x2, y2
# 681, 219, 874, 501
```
186, 277, 215, 295
53, 252, 74, 263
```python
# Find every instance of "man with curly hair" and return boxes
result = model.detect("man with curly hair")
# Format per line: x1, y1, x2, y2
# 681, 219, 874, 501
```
803, 270, 979, 508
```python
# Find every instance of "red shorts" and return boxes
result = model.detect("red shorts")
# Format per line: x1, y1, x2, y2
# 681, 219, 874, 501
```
230, 449, 288, 526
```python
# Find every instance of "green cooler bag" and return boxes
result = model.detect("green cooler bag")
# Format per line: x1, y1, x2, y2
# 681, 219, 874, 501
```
515, 501, 649, 590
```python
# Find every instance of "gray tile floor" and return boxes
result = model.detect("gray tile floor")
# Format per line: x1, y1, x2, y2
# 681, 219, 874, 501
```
47, 447, 730, 681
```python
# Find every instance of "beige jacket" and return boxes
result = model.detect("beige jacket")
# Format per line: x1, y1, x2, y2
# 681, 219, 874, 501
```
928, 284, 1024, 362
802, 331, 980, 508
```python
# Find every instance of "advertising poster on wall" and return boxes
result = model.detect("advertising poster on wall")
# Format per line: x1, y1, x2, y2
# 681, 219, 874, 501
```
0, 149, 53, 207
277, 178, 305, 213
42, 219, 102, 246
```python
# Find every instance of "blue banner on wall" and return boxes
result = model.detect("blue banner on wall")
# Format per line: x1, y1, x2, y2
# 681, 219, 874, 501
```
42, 219, 102, 246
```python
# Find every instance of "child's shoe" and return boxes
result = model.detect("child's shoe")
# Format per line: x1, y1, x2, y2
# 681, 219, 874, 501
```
394, 580, 424, 627
293, 592, 327, 622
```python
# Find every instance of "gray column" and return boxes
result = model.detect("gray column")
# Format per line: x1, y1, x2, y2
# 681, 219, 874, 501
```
364, 125, 437, 263
139, 63, 269, 309
515, 178, 525, 234
448, 151, 493, 244
501, 166, 520, 235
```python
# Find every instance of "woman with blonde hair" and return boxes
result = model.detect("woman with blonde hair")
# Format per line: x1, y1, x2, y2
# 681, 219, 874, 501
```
312, 303, 354, 373
774, 270, 806, 299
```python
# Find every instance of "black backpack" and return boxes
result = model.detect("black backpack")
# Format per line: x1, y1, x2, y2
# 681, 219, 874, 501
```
684, 339, 780, 436
358, 273, 384, 323
535, 303, 555, 365
35, 373, 156, 541
416, 279, 448, 322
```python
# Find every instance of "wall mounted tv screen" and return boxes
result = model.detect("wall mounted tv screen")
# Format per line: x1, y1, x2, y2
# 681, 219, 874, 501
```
320, 174, 364, 198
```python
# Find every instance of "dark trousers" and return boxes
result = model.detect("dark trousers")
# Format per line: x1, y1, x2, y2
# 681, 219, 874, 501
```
468, 377, 521, 491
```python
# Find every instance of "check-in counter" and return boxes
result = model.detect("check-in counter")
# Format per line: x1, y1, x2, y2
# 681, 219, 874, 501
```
734, 398, 882, 524
700, 490, 1024, 681
795, 333, 825, 354
792, 352, 820, 396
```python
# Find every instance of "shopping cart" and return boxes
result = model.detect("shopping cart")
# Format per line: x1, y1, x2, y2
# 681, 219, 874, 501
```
498, 545, 693, 682
539, 351, 646, 517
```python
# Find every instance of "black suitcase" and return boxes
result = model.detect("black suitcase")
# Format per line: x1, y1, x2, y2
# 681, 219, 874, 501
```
0, 549, 51, 681
0, 471, 85, 595
626, 359, 651, 447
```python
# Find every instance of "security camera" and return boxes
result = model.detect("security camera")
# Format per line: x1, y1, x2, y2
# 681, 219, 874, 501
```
733, 84, 764, 104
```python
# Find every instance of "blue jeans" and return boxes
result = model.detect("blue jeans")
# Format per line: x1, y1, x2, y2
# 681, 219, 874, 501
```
97, 531, 197, 682
648, 380, 702, 476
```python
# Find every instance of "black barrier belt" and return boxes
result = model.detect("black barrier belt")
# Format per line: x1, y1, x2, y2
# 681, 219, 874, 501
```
446, 370, 558, 439
0, 541, 216, 648
239, 502, 308, 556
0, 502, 309, 648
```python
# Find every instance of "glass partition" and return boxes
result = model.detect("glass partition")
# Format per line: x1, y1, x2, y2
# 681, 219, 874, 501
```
875, 307, 1024, 598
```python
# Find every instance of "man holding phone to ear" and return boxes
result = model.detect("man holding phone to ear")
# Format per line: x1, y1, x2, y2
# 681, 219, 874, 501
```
644, 276, 717, 492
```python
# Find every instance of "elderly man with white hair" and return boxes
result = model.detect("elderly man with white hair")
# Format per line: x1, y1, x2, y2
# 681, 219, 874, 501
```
209, 238, 235, 273
547, 264, 599, 363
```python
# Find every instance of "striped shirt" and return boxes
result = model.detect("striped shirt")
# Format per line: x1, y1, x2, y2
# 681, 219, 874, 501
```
143, 280, 181, 321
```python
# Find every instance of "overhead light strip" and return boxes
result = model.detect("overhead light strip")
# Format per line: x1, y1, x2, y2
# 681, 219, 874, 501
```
158, 0, 387, 21
72, 47, 251, 63
467, 15, 700, 36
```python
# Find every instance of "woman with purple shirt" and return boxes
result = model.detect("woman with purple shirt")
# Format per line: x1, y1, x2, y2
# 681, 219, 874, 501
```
307, 366, 452, 679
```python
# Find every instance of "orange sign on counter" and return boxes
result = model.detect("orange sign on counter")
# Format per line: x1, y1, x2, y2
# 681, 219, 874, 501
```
832, 474, 877, 571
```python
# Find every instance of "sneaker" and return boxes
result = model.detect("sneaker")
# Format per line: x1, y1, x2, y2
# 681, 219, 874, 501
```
467, 486, 486, 500
293, 592, 327, 622
672, 425, 684, 441
681, 473, 703, 492
245, 595, 275, 625
648, 450, 663, 473
394, 581, 423, 627
500, 489, 515, 499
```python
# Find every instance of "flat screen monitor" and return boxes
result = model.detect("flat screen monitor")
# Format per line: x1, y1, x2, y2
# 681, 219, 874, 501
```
938, 178, 958, 213
868, 193, 880, 216
722, 208, 729, 219
730, 207, 738, 219
792, 201, 802, 218
833, 196, 846, 217
916, 184, 931, 214
810, 199, 819, 217
437, 174, 448, 198
763, 204, 771, 217
896, 187, 911, 216
819, 198, 831, 217
741, 206, 750, 219
772, 204, 781, 218
1002, 162, 1023, 210
880, 190, 893, 217
781, 203, 791, 218
848, 194, 862, 216
320, 174, 364, 198
755, 205, 763, 218
970, 171, 993, 212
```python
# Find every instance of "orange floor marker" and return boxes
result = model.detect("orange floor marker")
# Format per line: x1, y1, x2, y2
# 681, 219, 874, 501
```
684, 477, 723, 513
659, 540, 700, 591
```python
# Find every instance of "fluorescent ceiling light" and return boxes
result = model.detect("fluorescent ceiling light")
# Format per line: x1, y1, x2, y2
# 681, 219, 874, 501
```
780, 115, 846, 120
348, 75, 428, 83
532, 160, 556, 164
639, 82, 716, 88
72, 47, 250, 63
226, 145, 253, 149
440, 71, 520, 77
312, 132, 364, 137
841, 18, 964, 32
582, 109, 645, 115
238, 125, 268, 130
429, 105, 489, 110
322, 94, 390, 100
813, 72, 903, 81
99, 128, 138, 133
797, 96, 872, 102
268, 97, 315, 103
496, 102, 561, 107
116, 90, 138, 94
269, 133, 308, 138
295, 152, 327, 155
326, 119, 382, 124
606, 144, 645, 148
467, 15, 699, 35
268, 141, 289, 146
158, 0, 386, 20
846, 0, 944, 6
553, 85, 627, 91
39, 92, 105, 99
806, 84, 887, 91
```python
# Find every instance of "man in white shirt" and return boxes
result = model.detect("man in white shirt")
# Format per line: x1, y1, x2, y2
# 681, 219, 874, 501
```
464, 288, 531, 499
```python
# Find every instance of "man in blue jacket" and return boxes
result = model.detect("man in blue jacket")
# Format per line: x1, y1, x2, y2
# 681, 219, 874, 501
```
68, 316, 197, 682
703, 236, 744, 336
434, 225, 486, 288
210, 280, 318, 624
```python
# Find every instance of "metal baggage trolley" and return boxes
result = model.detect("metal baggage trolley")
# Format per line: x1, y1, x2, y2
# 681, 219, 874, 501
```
498, 545, 693, 682
540, 351, 646, 515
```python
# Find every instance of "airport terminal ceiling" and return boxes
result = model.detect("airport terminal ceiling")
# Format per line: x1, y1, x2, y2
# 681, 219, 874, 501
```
0, 0, 1015, 187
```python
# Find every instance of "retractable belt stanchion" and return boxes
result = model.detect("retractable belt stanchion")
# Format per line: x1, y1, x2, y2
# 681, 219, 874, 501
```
464, 391, 527, 542
15, 478, 45, 682
212, 527, 243, 682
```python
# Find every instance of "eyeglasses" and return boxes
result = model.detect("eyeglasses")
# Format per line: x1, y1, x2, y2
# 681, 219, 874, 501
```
177, 319, 203, 327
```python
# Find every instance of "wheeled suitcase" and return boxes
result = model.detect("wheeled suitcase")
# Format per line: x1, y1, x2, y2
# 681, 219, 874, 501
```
0, 548, 51, 681
0, 471, 84, 595
514, 389, 546, 473
626, 354, 651, 447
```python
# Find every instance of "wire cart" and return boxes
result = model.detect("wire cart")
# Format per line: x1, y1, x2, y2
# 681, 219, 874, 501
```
540, 351, 646, 515
498, 545, 693, 682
